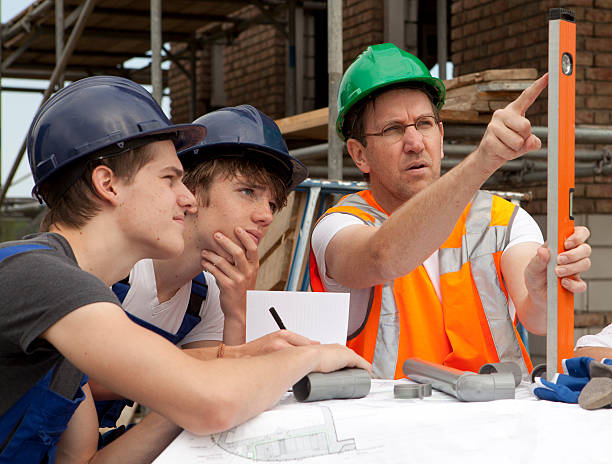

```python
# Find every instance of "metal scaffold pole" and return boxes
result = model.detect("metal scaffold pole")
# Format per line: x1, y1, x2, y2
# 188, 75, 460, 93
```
0, 0, 95, 207
151, 0, 163, 104
55, 0, 65, 89
436, 0, 447, 80
327, 0, 343, 180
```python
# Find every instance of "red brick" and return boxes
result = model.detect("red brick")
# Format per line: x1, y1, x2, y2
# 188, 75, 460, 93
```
586, 6, 612, 21
594, 53, 612, 67
578, 22, 594, 36
578, 51, 595, 67
576, 110, 595, 124
575, 312, 606, 327
594, 81, 612, 95
586, 37, 612, 51
452, 1, 464, 14
586, 184, 612, 197
574, 198, 597, 213
595, 111, 612, 124
451, 26, 464, 40
595, 23, 612, 39
595, 199, 612, 212
587, 67, 612, 80
577, 80, 596, 95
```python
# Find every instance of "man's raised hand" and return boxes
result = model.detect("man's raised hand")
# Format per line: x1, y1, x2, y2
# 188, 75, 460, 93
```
475, 73, 548, 173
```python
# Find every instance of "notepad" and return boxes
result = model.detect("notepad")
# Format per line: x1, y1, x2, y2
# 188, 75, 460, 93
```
246, 290, 350, 345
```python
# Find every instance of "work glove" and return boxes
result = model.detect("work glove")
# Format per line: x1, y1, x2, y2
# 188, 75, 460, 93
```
532, 376, 583, 403
531, 356, 594, 404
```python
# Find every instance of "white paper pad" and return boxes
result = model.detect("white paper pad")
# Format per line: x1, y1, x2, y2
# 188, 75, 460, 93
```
245, 290, 349, 345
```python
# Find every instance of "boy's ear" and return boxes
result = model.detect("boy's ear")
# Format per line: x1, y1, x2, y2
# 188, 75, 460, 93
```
91, 165, 119, 206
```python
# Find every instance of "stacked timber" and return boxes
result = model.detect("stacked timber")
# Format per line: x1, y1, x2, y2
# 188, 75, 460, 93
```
255, 191, 308, 290
440, 68, 538, 123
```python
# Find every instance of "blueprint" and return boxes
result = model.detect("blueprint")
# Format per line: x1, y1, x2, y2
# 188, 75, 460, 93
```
154, 380, 611, 464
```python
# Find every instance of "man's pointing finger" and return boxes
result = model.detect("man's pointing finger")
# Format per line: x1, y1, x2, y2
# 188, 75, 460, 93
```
506, 73, 549, 116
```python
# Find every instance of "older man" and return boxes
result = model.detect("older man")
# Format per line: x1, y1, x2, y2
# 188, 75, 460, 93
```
310, 43, 591, 379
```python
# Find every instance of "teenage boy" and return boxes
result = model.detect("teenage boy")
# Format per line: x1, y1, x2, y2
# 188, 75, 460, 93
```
0, 77, 370, 463
115, 105, 308, 351
93, 105, 314, 428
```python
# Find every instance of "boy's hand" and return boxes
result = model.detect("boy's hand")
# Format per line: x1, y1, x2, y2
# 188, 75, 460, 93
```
201, 227, 260, 344
236, 330, 320, 357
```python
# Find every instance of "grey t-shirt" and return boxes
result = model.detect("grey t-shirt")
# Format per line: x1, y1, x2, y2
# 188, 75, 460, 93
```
0, 232, 121, 415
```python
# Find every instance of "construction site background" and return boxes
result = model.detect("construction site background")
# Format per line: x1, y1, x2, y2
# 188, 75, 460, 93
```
2, 0, 612, 360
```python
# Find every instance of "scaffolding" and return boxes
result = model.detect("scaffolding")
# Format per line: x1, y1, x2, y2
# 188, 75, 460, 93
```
0, 0, 338, 208
2, 1, 612, 212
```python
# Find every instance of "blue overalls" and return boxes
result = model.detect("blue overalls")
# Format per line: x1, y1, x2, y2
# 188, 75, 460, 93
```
95, 273, 208, 446
0, 244, 88, 463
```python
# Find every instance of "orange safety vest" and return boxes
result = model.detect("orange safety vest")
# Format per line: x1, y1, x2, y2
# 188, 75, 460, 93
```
309, 189, 533, 379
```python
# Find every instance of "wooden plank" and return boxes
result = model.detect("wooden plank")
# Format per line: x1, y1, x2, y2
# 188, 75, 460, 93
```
258, 191, 298, 259
443, 68, 538, 91
276, 107, 328, 137
273, 69, 537, 137
439, 108, 483, 123
446, 80, 532, 98
255, 239, 294, 290
473, 100, 513, 112
256, 190, 308, 290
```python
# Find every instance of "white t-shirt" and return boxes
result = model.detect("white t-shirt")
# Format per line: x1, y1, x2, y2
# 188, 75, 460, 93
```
311, 205, 544, 335
575, 323, 612, 349
120, 259, 224, 346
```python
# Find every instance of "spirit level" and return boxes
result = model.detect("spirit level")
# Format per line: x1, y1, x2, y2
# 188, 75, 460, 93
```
546, 8, 576, 378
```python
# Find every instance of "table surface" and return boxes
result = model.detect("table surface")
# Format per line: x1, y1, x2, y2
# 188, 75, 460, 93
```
154, 379, 610, 464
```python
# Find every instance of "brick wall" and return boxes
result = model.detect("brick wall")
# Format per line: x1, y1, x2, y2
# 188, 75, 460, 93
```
223, 6, 287, 119
507, 174, 612, 352
168, 46, 211, 124
343, 0, 385, 65
168, 1, 385, 121
451, 0, 612, 126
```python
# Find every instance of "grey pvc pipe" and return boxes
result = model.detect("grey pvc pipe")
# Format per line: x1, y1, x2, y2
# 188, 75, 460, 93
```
293, 368, 371, 402
403, 358, 516, 402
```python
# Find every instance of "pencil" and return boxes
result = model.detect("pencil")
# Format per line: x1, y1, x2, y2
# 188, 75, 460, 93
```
269, 307, 286, 330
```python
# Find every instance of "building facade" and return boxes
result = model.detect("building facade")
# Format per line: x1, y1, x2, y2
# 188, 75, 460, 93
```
168, 0, 612, 347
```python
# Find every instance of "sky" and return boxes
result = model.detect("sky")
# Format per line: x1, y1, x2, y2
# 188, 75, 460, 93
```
1, 0, 170, 198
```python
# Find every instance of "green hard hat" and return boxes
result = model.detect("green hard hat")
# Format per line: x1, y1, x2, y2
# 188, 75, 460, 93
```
336, 43, 446, 140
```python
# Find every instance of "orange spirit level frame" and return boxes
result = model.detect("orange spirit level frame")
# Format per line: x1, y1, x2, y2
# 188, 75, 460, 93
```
546, 8, 576, 378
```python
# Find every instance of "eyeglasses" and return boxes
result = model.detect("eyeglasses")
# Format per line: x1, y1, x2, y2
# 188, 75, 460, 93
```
363, 115, 439, 143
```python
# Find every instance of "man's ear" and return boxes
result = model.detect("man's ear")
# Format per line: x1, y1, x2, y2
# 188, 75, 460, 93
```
91, 165, 119, 206
439, 121, 445, 160
346, 138, 371, 175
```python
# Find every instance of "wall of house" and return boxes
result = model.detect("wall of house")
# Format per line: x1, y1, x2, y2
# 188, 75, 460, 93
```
450, 0, 612, 342
166, 0, 612, 349
168, 1, 385, 123
451, 0, 612, 126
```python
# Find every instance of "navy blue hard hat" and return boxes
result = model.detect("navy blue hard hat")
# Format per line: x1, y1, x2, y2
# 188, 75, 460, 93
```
178, 105, 308, 190
28, 75, 206, 200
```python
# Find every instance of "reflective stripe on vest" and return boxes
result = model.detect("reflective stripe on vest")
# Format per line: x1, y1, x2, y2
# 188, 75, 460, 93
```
311, 190, 531, 379
440, 191, 526, 373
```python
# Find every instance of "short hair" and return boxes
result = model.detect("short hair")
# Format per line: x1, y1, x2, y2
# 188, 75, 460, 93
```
343, 82, 441, 146
39, 144, 156, 231
182, 156, 288, 211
